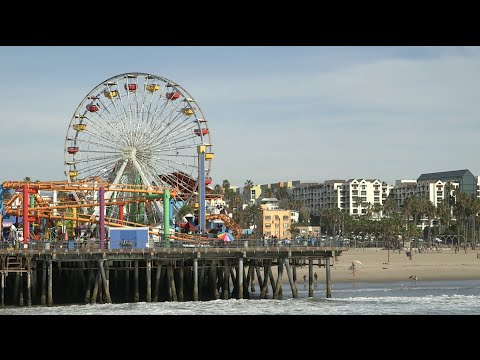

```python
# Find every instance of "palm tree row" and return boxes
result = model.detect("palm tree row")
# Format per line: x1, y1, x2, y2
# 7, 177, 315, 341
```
207, 180, 480, 248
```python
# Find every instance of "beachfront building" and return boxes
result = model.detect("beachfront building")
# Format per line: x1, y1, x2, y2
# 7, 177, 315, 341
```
291, 179, 392, 218
392, 179, 460, 209
291, 182, 323, 215
261, 208, 291, 239
416, 180, 448, 207
260, 197, 280, 210
391, 180, 417, 208
240, 180, 303, 204
417, 169, 476, 196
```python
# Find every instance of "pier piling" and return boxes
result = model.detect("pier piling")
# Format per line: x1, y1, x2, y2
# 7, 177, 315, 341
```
326, 252, 332, 298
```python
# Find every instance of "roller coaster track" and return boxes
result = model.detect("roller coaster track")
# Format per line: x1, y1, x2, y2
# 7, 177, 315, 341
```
1, 181, 242, 242
205, 214, 242, 238
2, 181, 178, 197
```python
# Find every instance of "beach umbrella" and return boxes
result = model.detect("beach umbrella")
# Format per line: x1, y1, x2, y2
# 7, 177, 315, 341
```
217, 232, 235, 242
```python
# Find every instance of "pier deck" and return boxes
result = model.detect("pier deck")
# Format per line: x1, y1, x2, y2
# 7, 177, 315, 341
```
0, 244, 348, 307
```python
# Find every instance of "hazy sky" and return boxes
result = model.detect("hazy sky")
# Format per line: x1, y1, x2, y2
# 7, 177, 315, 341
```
0, 46, 479, 188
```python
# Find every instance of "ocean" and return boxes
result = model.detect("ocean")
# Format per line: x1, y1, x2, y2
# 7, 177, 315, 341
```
1, 280, 479, 315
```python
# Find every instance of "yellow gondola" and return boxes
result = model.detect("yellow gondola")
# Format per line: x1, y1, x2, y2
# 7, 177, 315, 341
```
103, 90, 119, 99
181, 108, 194, 116
73, 123, 87, 131
205, 153, 214, 160
69, 171, 78, 178
146, 84, 160, 93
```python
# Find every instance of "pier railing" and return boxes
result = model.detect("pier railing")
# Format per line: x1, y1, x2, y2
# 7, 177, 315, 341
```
0, 238, 349, 252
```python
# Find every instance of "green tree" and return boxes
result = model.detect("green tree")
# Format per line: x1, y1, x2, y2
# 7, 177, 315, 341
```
222, 180, 230, 193
263, 187, 273, 198
243, 179, 254, 202
382, 194, 397, 217
242, 204, 263, 237
371, 203, 383, 220
275, 186, 289, 201
176, 203, 193, 223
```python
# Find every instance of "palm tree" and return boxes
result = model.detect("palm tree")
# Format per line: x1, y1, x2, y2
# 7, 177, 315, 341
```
275, 186, 289, 201
213, 184, 223, 194
469, 197, 480, 250
242, 204, 263, 237
263, 187, 273, 198
383, 195, 397, 218
355, 196, 365, 217
371, 203, 383, 220
176, 203, 193, 222
24, 176, 31, 182
243, 180, 254, 202
222, 180, 230, 193
436, 201, 450, 234
420, 198, 436, 248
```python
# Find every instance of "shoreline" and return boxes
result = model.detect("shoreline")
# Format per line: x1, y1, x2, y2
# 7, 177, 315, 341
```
281, 248, 480, 285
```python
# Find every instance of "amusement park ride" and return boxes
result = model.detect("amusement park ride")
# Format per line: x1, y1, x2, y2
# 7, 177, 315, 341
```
0, 73, 241, 246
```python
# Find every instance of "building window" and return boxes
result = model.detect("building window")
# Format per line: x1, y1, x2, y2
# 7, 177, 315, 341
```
361, 191, 367, 195
361, 185, 366, 189
283, 223, 288, 228
275, 224, 280, 228
353, 209, 358, 214
283, 215, 289, 221
251, 189, 256, 200
265, 223, 271, 228
265, 216, 271, 221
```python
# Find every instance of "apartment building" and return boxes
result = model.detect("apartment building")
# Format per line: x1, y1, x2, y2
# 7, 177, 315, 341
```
417, 169, 475, 196
261, 208, 291, 239
391, 179, 459, 209
391, 180, 417, 208
291, 179, 391, 217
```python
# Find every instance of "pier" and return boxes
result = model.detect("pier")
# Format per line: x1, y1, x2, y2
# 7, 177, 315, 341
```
0, 241, 347, 307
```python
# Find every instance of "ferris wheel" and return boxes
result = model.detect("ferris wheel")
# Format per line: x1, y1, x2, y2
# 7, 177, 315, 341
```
64, 72, 212, 225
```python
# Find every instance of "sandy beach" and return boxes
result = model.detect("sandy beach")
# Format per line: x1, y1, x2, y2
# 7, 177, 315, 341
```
289, 248, 480, 285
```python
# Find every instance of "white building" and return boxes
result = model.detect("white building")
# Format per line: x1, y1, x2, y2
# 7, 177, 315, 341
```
290, 210, 299, 223
391, 179, 459, 209
292, 179, 391, 217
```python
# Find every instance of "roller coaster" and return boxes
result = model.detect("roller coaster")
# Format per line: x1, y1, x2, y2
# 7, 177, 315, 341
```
1, 180, 241, 243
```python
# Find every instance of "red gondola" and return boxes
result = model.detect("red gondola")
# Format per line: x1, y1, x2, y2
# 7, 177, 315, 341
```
194, 128, 209, 136
86, 104, 99, 112
166, 92, 180, 100
67, 146, 79, 154
205, 177, 213, 185
124, 84, 137, 91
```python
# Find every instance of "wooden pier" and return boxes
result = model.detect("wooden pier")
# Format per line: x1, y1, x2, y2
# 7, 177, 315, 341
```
0, 245, 346, 307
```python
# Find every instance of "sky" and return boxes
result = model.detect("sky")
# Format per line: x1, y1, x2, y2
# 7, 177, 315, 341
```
0, 46, 479, 188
